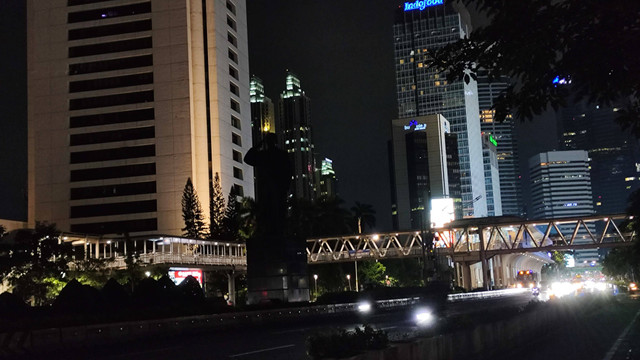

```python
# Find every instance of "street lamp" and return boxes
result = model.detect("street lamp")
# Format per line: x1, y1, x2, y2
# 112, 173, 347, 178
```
313, 274, 318, 300
346, 274, 352, 291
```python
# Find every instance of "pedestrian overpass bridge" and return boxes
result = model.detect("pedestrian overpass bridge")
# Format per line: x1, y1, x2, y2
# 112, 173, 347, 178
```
63, 214, 635, 290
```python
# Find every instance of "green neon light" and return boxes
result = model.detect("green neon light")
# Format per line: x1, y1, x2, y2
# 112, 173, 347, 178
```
489, 135, 498, 147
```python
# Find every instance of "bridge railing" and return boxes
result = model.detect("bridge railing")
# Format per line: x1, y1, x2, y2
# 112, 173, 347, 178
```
306, 214, 635, 263
100, 253, 246, 269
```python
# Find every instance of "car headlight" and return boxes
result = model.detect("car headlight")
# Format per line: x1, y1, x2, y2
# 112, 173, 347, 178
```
414, 307, 434, 327
357, 301, 372, 313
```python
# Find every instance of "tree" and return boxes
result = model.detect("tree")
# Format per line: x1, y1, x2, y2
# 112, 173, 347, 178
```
351, 202, 376, 234
602, 247, 637, 281
223, 186, 241, 241
209, 173, 226, 240
181, 177, 207, 239
428, 0, 640, 129
358, 260, 387, 288
238, 196, 257, 240
1, 222, 74, 305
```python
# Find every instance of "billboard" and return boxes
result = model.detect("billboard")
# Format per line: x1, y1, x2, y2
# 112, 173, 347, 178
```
168, 268, 203, 285
430, 198, 455, 228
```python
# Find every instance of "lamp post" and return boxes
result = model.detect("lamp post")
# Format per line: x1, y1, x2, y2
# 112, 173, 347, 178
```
347, 274, 352, 291
313, 274, 318, 300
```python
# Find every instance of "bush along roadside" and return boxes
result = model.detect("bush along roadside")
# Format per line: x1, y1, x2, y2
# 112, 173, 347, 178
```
306, 324, 389, 359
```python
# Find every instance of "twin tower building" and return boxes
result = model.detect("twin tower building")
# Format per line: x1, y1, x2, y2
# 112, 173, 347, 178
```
27, 0, 515, 236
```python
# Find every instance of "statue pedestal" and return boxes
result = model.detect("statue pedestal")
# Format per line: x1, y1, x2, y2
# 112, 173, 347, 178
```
246, 236, 310, 304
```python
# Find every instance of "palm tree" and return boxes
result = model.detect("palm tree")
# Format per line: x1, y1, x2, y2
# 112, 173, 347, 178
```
351, 202, 376, 234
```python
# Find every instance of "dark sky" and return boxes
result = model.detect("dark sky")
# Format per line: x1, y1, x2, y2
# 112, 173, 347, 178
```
247, 0, 398, 231
0, 0, 27, 221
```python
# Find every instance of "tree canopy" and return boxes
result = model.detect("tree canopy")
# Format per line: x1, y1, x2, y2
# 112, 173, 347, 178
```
209, 173, 226, 240
181, 177, 207, 239
429, 0, 640, 132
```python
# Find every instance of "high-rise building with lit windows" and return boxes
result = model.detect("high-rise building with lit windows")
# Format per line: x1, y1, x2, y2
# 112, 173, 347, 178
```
478, 75, 523, 216
278, 72, 316, 201
27, 0, 253, 235
482, 134, 502, 216
393, 1, 487, 218
317, 158, 338, 198
558, 102, 640, 214
249, 75, 275, 146
529, 150, 598, 265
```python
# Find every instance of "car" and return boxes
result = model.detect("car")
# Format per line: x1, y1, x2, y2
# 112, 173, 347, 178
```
629, 282, 638, 294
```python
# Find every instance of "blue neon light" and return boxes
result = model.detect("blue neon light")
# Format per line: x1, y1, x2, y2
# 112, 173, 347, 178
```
404, 0, 444, 11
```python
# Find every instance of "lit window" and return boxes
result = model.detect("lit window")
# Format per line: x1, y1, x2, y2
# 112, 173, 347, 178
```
418, 63, 423, 68
435, 81, 440, 86
625, 177, 636, 181
399, 59, 405, 64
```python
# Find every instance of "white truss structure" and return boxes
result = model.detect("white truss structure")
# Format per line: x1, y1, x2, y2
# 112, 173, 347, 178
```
306, 214, 635, 264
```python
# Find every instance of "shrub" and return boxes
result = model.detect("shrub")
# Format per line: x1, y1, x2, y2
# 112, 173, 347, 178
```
306, 324, 388, 359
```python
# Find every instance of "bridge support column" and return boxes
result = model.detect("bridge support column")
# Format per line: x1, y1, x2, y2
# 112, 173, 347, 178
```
227, 270, 237, 306
457, 262, 472, 290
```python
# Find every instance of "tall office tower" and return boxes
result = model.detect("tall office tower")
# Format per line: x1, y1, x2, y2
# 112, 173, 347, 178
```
278, 72, 316, 201
390, 115, 452, 230
316, 158, 338, 198
393, 1, 487, 218
478, 76, 523, 216
529, 151, 598, 264
249, 75, 275, 146
558, 102, 640, 214
27, 0, 253, 235
482, 134, 502, 216
445, 133, 463, 220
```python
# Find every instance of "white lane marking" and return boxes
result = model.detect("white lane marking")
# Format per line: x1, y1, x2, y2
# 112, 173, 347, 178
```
602, 308, 640, 360
229, 344, 295, 358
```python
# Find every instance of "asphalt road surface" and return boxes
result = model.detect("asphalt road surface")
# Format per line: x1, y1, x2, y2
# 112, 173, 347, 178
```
18, 292, 536, 360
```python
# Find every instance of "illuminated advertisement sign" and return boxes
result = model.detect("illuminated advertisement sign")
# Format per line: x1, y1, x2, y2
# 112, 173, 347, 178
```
168, 268, 203, 285
430, 198, 454, 228
404, 119, 427, 131
404, 0, 444, 11
489, 135, 498, 147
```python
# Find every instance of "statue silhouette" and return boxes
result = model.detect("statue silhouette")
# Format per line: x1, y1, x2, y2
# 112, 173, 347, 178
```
244, 133, 291, 238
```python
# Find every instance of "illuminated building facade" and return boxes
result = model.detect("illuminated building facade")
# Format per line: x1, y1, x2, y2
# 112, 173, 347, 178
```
558, 102, 640, 214
478, 75, 523, 216
317, 158, 338, 198
482, 134, 502, 216
390, 114, 455, 230
249, 75, 275, 146
27, 0, 254, 235
393, 0, 487, 218
278, 72, 316, 201
529, 151, 598, 265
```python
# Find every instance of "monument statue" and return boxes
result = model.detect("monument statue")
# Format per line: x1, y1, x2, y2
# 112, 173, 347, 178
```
244, 133, 291, 238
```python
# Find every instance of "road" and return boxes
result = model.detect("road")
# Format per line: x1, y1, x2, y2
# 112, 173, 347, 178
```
18, 292, 536, 360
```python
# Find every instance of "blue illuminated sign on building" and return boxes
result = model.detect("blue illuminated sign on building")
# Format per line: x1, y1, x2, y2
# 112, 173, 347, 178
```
404, 119, 427, 131
404, 0, 444, 11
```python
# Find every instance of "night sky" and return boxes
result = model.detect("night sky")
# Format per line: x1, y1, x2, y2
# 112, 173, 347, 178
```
0, 0, 27, 221
0, 0, 558, 229
247, 0, 398, 231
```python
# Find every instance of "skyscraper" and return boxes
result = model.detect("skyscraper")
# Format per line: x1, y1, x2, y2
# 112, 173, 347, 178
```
478, 75, 523, 217
482, 134, 502, 216
390, 114, 452, 230
558, 102, 640, 214
317, 158, 338, 198
393, 1, 487, 218
27, 0, 253, 235
278, 72, 316, 201
529, 151, 598, 265
249, 75, 275, 146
